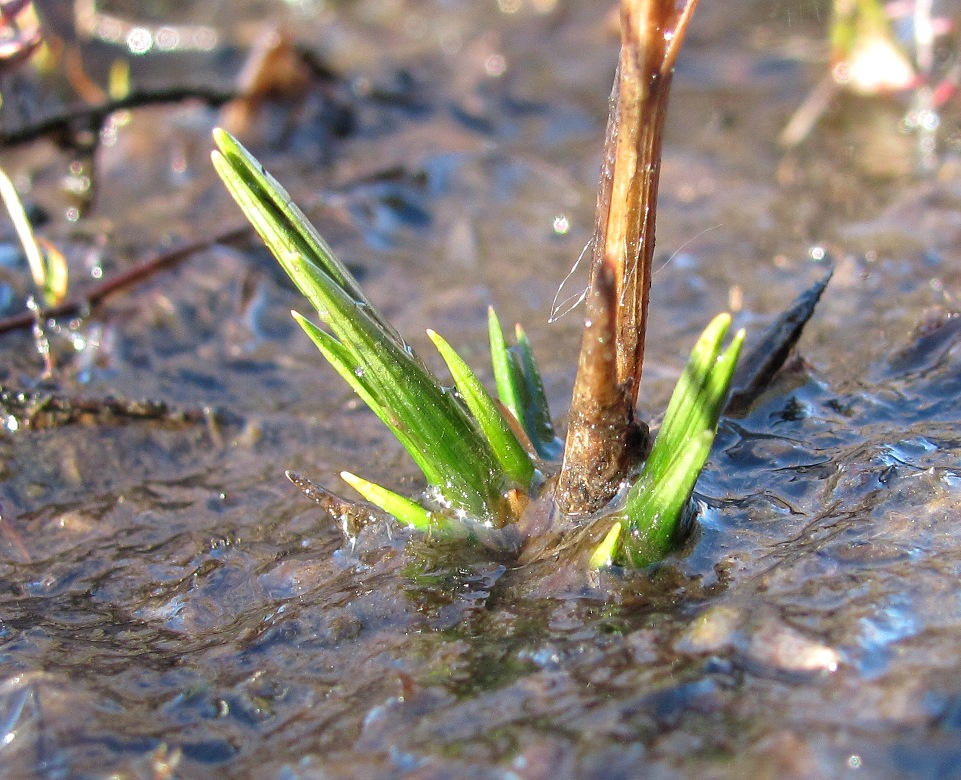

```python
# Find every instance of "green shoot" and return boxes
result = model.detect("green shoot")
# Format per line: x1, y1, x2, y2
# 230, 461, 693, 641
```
339, 471, 436, 533
589, 521, 623, 569
212, 129, 535, 528
213, 129, 745, 572
488, 307, 525, 425
644, 314, 741, 480
593, 314, 744, 568
426, 329, 535, 487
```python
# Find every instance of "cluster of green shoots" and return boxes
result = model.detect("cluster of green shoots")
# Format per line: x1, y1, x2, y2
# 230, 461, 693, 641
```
212, 130, 742, 569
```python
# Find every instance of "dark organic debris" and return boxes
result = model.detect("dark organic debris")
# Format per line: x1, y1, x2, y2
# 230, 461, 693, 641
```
0, 384, 234, 432
883, 306, 961, 379
0, 85, 239, 148
286, 470, 381, 540
0, 36, 349, 149
726, 268, 833, 415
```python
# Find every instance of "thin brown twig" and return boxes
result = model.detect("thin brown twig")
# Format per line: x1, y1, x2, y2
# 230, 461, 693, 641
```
0, 36, 352, 149
0, 224, 250, 334
286, 470, 378, 540
0, 85, 239, 147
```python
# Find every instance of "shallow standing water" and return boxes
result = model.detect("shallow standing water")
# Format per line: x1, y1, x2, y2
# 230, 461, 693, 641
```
2, 1, 961, 777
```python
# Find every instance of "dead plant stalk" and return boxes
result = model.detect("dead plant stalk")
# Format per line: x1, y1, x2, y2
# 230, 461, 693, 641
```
556, 0, 701, 514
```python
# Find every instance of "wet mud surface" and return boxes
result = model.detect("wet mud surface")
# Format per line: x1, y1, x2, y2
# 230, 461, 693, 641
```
2, 1, 961, 777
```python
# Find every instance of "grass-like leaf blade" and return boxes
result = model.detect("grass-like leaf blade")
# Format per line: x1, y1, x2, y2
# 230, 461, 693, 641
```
593, 315, 744, 568
644, 314, 740, 479
617, 429, 714, 567
427, 329, 535, 488
211, 128, 402, 341
514, 324, 563, 459
340, 471, 437, 532
488, 307, 526, 425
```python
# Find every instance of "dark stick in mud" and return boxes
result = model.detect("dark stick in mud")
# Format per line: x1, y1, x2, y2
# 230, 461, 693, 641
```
0, 383, 230, 431
0, 225, 250, 335
0, 86, 239, 148
727, 268, 833, 415
556, 0, 701, 515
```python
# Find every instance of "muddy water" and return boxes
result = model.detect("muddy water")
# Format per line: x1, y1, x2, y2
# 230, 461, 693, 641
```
1, 1, 961, 777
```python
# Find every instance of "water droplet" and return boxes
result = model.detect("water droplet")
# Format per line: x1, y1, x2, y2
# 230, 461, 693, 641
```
126, 27, 153, 55
155, 27, 180, 51
485, 54, 507, 78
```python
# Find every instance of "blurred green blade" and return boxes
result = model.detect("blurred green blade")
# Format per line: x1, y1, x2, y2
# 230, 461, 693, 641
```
0, 166, 48, 301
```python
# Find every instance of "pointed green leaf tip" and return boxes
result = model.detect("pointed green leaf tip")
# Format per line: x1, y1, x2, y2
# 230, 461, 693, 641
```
589, 521, 622, 569
212, 129, 522, 526
488, 306, 525, 423
339, 472, 435, 532
593, 314, 744, 569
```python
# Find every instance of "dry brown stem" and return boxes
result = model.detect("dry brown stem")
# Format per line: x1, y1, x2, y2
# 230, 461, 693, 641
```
555, 0, 700, 515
